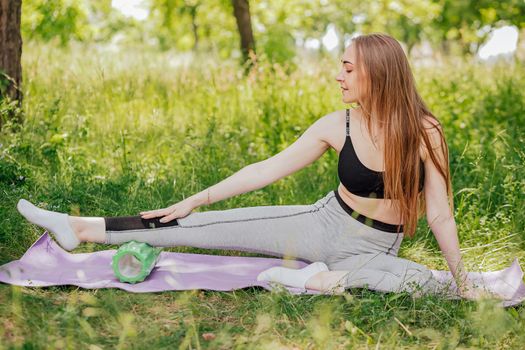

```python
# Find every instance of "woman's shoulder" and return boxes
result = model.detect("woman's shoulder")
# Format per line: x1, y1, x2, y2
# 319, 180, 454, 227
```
313, 109, 348, 133
422, 115, 443, 130
322, 109, 346, 121
420, 115, 446, 162
323, 108, 360, 125
311, 110, 348, 152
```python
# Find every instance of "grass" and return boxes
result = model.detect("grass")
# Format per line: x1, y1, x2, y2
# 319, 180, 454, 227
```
0, 42, 524, 349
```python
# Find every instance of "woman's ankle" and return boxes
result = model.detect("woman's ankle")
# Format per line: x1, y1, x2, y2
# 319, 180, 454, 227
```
68, 216, 106, 243
67, 216, 84, 242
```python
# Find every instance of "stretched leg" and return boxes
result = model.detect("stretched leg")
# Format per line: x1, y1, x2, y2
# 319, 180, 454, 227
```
17, 199, 82, 250
70, 215, 181, 243
17, 193, 338, 265
16, 199, 178, 247
104, 203, 333, 263
326, 253, 449, 296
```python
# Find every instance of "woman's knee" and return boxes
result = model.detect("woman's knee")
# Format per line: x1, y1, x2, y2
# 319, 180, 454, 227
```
326, 254, 437, 294
305, 270, 348, 293
395, 261, 437, 294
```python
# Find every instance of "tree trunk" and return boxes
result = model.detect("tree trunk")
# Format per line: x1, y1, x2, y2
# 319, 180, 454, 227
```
231, 0, 256, 66
0, 0, 22, 103
190, 5, 198, 51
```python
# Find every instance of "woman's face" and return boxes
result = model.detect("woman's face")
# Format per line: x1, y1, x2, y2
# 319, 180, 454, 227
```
335, 43, 362, 104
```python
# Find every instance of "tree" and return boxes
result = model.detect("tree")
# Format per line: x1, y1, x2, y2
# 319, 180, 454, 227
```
21, 0, 90, 46
149, 0, 209, 51
232, 0, 256, 65
0, 0, 23, 106
429, 0, 525, 57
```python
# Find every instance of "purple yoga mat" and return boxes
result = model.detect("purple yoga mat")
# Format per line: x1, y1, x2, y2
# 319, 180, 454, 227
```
1, 232, 524, 307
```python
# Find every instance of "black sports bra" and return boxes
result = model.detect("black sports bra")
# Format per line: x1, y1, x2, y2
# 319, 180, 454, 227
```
337, 109, 425, 199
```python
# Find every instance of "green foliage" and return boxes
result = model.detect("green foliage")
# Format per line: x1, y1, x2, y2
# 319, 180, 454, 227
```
428, 0, 525, 55
259, 23, 296, 65
0, 43, 524, 348
0, 98, 22, 126
19, 0, 525, 62
87, 0, 146, 43
0, 71, 10, 97
148, 0, 236, 53
22, 0, 91, 45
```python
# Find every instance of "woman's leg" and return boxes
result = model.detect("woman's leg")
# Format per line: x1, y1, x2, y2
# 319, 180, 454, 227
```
68, 214, 181, 244
19, 192, 339, 264
305, 270, 349, 293
15, 204, 173, 246
326, 253, 448, 296
69, 217, 105, 242
17, 199, 82, 251
103, 201, 334, 263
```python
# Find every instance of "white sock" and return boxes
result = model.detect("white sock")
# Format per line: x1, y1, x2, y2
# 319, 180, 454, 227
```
17, 199, 80, 251
256, 261, 329, 289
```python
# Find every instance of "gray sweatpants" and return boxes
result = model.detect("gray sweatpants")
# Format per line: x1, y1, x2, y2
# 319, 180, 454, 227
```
106, 190, 445, 295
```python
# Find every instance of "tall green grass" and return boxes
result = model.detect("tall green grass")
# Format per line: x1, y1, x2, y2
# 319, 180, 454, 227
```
0, 42, 524, 348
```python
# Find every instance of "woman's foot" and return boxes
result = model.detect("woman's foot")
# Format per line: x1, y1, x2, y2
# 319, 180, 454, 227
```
17, 199, 80, 251
257, 261, 329, 289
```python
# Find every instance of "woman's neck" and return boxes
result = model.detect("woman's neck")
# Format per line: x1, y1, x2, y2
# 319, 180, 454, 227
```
352, 107, 384, 145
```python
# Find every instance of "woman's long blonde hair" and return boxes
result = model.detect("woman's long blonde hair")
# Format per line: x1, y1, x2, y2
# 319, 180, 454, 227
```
352, 33, 454, 238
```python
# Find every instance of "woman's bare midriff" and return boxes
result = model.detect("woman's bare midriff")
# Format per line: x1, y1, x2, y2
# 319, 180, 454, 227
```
336, 183, 403, 225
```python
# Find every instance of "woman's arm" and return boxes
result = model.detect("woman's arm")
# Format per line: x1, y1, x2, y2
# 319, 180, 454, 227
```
141, 112, 335, 223
188, 113, 334, 208
422, 118, 470, 293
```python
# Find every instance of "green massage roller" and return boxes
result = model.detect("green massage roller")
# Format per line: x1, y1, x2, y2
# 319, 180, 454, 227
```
112, 241, 163, 283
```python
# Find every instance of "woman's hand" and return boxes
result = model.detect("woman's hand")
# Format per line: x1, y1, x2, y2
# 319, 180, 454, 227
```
139, 198, 196, 223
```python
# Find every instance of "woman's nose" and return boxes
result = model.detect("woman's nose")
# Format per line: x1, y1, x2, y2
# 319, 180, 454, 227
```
335, 69, 344, 82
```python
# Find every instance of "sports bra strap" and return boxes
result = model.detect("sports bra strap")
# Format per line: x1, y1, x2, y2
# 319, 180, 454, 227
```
345, 108, 350, 136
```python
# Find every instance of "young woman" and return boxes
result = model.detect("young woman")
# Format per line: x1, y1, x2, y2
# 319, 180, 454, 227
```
17, 33, 495, 300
